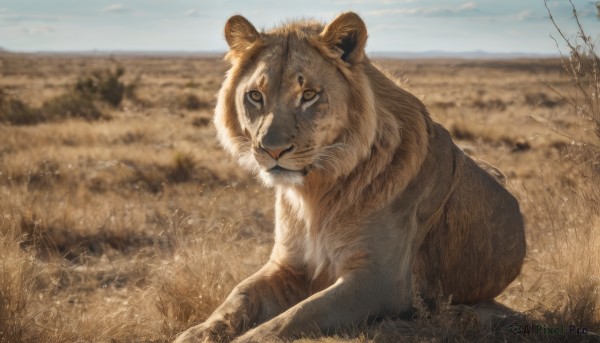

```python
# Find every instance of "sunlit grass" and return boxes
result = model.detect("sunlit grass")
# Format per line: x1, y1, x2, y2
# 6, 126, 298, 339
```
0, 50, 598, 342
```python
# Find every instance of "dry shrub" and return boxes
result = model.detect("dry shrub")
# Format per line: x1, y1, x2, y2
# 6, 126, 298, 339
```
169, 152, 197, 183
40, 92, 104, 121
180, 93, 203, 111
0, 84, 105, 125
41, 65, 129, 120
527, 0, 600, 335
0, 88, 42, 125
545, 0, 600, 147
0, 89, 104, 124
524, 92, 562, 109
75, 66, 126, 108
121, 152, 224, 194
176, 93, 213, 111
431, 100, 457, 111
450, 121, 530, 152
124, 74, 142, 104
166, 151, 226, 185
471, 98, 509, 112
191, 116, 212, 127
0, 65, 131, 125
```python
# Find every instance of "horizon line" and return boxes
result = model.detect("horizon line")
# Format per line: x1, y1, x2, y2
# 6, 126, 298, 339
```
1, 48, 560, 59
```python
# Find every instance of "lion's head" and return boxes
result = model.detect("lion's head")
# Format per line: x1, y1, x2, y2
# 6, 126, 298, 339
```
214, 13, 378, 186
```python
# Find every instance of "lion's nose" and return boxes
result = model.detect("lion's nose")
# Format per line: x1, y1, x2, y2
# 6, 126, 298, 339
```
260, 144, 294, 160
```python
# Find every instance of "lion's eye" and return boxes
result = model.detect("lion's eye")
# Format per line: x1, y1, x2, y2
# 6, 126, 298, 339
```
302, 90, 317, 102
248, 91, 263, 103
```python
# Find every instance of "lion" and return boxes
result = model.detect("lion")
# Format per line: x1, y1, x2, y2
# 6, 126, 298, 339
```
174, 12, 526, 343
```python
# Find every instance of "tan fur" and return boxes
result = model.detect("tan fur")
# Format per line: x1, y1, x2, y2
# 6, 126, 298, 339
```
175, 12, 526, 343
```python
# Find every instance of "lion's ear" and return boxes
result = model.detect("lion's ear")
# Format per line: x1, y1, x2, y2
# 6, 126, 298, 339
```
224, 15, 260, 52
320, 12, 367, 64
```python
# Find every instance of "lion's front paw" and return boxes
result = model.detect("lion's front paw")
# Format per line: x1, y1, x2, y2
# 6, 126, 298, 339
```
231, 327, 283, 343
173, 319, 234, 343
231, 320, 288, 343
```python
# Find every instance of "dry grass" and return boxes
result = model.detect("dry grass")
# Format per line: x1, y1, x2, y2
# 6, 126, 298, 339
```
1, 37, 599, 342
0, 211, 38, 343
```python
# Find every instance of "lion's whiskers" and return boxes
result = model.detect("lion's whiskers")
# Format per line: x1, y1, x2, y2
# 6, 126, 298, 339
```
229, 136, 261, 174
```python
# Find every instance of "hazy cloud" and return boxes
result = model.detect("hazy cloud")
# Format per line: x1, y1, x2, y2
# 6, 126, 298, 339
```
366, 8, 419, 16
371, 23, 417, 31
0, 8, 11, 20
367, 2, 477, 17
543, 1, 597, 19
504, 9, 549, 22
101, 4, 131, 14
458, 2, 476, 11
20, 26, 55, 35
326, 0, 414, 4
578, 6, 599, 18
0, 12, 69, 25
185, 9, 199, 17
374, 0, 415, 3
514, 10, 532, 21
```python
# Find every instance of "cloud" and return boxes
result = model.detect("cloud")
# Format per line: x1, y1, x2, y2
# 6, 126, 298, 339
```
101, 4, 131, 14
514, 10, 532, 21
458, 2, 476, 11
185, 9, 199, 17
366, 8, 419, 16
503, 9, 548, 22
373, 0, 415, 3
0, 11, 69, 25
326, 0, 414, 4
578, 5, 599, 18
366, 2, 477, 17
20, 26, 55, 35
370, 23, 417, 31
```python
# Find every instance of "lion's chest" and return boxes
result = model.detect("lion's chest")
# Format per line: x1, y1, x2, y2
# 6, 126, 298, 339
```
280, 189, 360, 282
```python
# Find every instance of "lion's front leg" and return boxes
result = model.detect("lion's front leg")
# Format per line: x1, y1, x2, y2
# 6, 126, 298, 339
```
233, 268, 411, 343
174, 261, 309, 343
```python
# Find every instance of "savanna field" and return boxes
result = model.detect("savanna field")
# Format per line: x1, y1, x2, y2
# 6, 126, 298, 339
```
1, 52, 599, 342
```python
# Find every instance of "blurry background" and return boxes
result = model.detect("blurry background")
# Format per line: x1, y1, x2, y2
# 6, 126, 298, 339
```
1, 1, 600, 342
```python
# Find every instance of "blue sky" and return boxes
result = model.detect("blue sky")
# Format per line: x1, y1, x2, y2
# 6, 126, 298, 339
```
0, 0, 598, 53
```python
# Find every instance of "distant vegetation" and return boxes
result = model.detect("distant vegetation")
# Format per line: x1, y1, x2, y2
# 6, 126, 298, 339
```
0, 66, 130, 125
